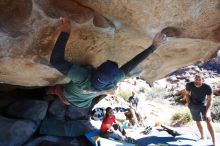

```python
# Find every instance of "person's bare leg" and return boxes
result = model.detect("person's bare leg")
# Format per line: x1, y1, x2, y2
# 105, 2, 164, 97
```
196, 121, 205, 139
206, 120, 216, 145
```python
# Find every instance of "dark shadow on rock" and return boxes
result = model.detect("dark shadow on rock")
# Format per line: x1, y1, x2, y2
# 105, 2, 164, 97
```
23, 135, 80, 146
40, 115, 97, 137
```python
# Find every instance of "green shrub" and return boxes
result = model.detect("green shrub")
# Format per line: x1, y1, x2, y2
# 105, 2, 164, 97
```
172, 111, 192, 124
115, 88, 131, 101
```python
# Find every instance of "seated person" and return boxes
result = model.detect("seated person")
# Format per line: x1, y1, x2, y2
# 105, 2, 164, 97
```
126, 92, 144, 127
100, 107, 127, 141
128, 92, 139, 110
124, 108, 139, 127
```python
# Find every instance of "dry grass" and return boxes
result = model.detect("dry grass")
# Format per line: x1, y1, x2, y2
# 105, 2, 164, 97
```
171, 110, 193, 126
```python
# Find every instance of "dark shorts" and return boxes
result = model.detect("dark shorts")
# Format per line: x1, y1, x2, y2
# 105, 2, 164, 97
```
189, 104, 206, 121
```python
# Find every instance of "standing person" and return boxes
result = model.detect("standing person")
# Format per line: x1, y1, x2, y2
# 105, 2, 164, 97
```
100, 107, 126, 141
47, 16, 167, 109
185, 73, 216, 145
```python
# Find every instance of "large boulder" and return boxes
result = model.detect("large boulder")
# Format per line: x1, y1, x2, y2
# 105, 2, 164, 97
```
0, 0, 220, 86
6, 100, 48, 121
0, 116, 38, 146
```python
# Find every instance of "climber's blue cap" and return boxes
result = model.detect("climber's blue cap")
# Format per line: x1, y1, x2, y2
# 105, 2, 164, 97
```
91, 60, 119, 90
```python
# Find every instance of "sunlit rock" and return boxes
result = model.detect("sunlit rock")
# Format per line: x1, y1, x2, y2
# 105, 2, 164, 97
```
0, 0, 219, 86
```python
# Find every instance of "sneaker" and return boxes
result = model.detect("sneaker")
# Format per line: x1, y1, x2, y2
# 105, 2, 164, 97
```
126, 137, 136, 144
142, 126, 152, 135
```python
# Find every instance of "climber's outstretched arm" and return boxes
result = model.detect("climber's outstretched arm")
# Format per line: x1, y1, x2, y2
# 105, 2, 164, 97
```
120, 33, 166, 75
50, 17, 73, 75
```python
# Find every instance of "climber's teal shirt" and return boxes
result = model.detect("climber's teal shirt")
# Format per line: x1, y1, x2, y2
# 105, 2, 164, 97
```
63, 64, 125, 108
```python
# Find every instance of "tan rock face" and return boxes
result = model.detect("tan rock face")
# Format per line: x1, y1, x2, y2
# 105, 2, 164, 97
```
0, 0, 220, 86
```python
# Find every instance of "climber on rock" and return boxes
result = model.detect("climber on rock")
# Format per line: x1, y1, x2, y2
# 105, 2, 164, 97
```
47, 16, 167, 109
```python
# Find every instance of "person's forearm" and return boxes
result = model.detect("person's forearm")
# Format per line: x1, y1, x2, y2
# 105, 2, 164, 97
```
50, 32, 72, 75
206, 96, 213, 113
185, 96, 189, 105
116, 118, 125, 123
185, 94, 190, 105
183, 89, 190, 106
120, 45, 156, 76
50, 32, 69, 64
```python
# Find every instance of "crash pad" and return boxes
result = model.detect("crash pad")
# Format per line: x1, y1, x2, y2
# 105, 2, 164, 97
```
84, 130, 100, 146
96, 137, 136, 146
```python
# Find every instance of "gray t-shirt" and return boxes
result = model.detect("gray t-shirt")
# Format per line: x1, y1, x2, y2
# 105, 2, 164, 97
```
186, 82, 212, 108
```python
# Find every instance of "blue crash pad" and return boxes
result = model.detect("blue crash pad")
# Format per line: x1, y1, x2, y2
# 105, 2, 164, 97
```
84, 130, 100, 146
